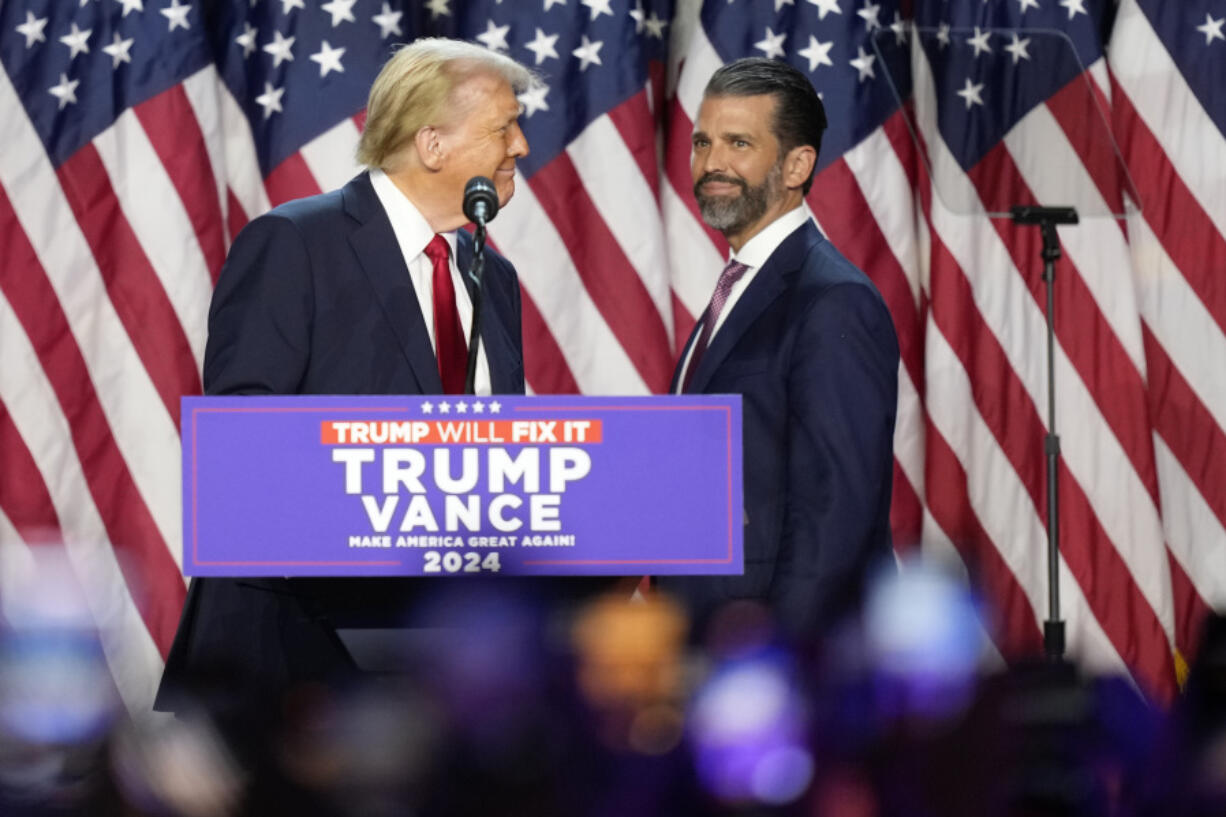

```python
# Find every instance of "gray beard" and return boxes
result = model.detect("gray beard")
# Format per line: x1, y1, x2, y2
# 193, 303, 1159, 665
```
694, 161, 783, 234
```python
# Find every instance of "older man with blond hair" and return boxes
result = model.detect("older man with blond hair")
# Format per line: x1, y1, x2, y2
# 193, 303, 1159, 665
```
156, 39, 535, 710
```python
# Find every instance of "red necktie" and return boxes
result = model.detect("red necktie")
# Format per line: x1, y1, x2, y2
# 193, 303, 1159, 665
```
424, 235, 468, 394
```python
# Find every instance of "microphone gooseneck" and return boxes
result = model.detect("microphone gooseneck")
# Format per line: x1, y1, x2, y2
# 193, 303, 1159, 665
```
463, 176, 499, 226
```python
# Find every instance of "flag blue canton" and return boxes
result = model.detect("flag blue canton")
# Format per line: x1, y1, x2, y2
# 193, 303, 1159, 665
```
1135, 0, 1226, 138
1, 0, 211, 167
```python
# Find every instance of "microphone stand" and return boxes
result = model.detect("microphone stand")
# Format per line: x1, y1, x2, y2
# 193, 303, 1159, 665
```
1011, 204, 1078, 663
463, 219, 487, 396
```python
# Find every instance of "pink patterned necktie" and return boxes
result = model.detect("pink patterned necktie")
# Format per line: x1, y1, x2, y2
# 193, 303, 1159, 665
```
681, 259, 749, 392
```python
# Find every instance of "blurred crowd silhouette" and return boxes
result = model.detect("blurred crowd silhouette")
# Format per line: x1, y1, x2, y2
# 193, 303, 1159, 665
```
2, 549, 1224, 816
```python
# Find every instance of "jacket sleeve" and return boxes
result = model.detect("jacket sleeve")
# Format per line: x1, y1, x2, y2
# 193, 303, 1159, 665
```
203, 214, 315, 396
770, 280, 900, 639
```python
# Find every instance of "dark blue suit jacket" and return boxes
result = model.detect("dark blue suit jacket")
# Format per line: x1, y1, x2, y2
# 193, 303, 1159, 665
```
156, 173, 527, 708
658, 219, 899, 644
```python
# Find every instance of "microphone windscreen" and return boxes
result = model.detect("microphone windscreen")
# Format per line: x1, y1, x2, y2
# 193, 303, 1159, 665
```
463, 176, 499, 224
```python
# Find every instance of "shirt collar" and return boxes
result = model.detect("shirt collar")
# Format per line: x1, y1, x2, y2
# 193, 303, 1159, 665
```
731, 202, 813, 269
369, 168, 457, 259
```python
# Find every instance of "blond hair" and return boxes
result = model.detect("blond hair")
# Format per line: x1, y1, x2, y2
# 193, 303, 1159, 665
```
356, 38, 533, 171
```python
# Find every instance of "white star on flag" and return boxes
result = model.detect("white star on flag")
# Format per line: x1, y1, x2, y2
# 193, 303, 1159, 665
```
572, 34, 603, 70
372, 2, 402, 38
1196, 14, 1225, 45
629, 1, 645, 33
263, 30, 295, 67
235, 22, 257, 57
857, 2, 881, 32
524, 28, 560, 65
477, 19, 511, 52
936, 22, 951, 49
48, 73, 79, 109
102, 32, 134, 67
849, 44, 876, 81
968, 26, 993, 57
280, 0, 304, 13
890, 12, 907, 44
1017, 0, 1040, 12
426, 0, 451, 19
807, 0, 841, 20
320, 0, 356, 27
15, 12, 48, 49
643, 12, 667, 38
957, 77, 985, 109
59, 23, 92, 60
775, 0, 795, 11
1004, 33, 1032, 64
544, 0, 567, 9
310, 41, 345, 77
580, 0, 613, 21
1058, 0, 1086, 20
116, 0, 144, 17
518, 83, 550, 116
754, 27, 787, 59
161, 0, 191, 31
798, 35, 834, 72
254, 82, 284, 118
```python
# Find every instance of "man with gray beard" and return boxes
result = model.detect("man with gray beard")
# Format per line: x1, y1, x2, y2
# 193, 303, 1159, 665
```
659, 58, 900, 645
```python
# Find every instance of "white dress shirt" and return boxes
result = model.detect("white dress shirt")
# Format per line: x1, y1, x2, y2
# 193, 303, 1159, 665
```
676, 203, 815, 392
370, 168, 492, 395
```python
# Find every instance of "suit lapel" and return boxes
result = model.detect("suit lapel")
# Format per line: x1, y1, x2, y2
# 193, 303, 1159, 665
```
343, 173, 443, 394
685, 220, 820, 394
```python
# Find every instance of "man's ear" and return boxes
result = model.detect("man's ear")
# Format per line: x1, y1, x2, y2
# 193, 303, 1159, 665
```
415, 125, 445, 171
783, 144, 816, 192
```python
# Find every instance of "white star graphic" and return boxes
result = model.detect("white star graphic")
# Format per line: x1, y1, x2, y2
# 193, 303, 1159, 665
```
48, 73, 79, 109
254, 81, 284, 118
775, 0, 795, 11
1003, 33, 1031, 64
426, 0, 450, 19
456, 401, 469, 414
644, 11, 667, 38
321, 0, 356, 26
372, 3, 402, 38
1017, 0, 1040, 12
754, 26, 787, 59
849, 45, 876, 82
15, 12, 48, 49
59, 22, 92, 60
518, 82, 550, 117
797, 35, 834, 71
967, 26, 992, 57
1196, 14, 1225, 45
280, 0, 304, 13
629, 0, 645, 33
310, 40, 345, 76
489, 401, 502, 414
572, 34, 603, 70
524, 27, 559, 64
161, 0, 191, 30
1058, 0, 1086, 20
857, 1, 881, 32
263, 30, 295, 67
439, 401, 452, 414
236, 22, 258, 57
936, 22, 951, 49
807, 0, 841, 20
956, 77, 985, 109
473, 401, 486, 414
102, 32, 134, 67
476, 19, 510, 52
889, 11, 907, 44
421, 401, 435, 414
544, 0, 567, 9
580, 0, 613, 21
116, 0, 144, 17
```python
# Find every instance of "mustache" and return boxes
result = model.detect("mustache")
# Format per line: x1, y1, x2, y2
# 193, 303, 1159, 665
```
693, 173, 747, 195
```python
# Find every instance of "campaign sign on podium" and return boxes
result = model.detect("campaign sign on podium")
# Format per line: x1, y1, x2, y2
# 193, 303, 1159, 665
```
183, 394, 742, 577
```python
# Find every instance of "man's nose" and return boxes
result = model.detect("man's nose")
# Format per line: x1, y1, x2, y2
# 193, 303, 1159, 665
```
508, 122, 529, 158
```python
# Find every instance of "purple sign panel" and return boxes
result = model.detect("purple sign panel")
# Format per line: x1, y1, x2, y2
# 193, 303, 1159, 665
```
183, 395, 743, 577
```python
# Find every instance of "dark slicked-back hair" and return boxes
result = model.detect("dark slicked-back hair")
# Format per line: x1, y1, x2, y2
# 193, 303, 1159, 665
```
704, 58, 827, 194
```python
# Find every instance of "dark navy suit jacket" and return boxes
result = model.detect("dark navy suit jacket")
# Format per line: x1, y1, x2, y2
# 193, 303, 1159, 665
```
156, 173, 528, 708
657, 219, 899, 644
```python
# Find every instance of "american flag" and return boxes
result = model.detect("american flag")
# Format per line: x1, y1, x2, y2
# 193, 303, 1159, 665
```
0, 0, 1221, 712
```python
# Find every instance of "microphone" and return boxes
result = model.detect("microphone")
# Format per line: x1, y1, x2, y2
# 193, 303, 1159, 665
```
463, 176, 499, 225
